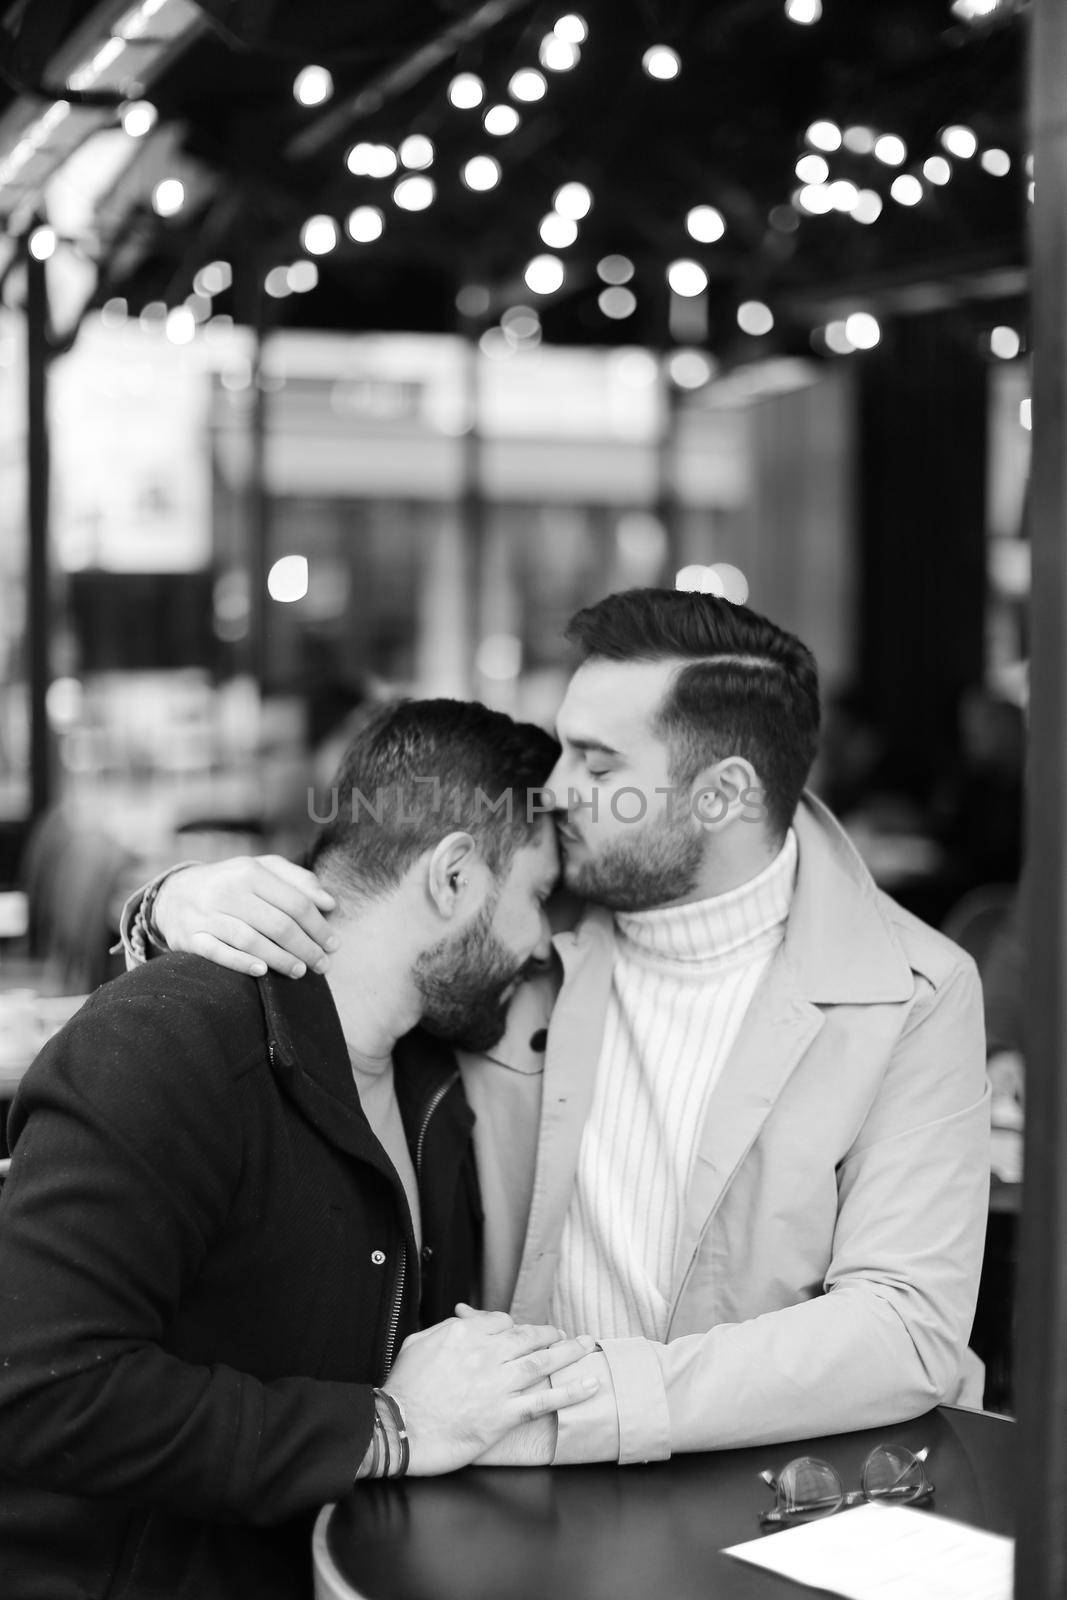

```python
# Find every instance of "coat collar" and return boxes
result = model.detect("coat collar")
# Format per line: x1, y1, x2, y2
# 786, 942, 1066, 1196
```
556, 791, 915, 1007
256, 969, 461, 1179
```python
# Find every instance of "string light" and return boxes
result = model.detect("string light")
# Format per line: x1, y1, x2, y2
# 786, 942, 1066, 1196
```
686, 204, 726, 242
347, 206, 384, 242
165, 305, 196, 343
669, 350, 713, 388
540, 35, 580, 70
347, 143, 398, 178
737, 301, 774, 336
842, 126, 875, 154
795, 154, 829, 184
463, 155, 501, 191
874, 134, 907, 166
193, 260, 231, 297
823, 320, 854, 355
990, 326, 1021, 360
524, 254, 565, 294
806, 120, 842, 152
540, 213, 578, 247
642, 46, 681, 80
399, 135, 434, 169
301, 214, 338, 254
667, 259, 707, 297
268, 556, 309, 603
844, 313, 881, 349
981, 148, 1011, 176
554, 13, 588, 43
828, 179, 859, 212
553, 181, 592, 219
599, 287, 636, 318
941, 125, 978, 159
484, 105, 520, 136
890, 174, 923, 206
784, 0, 822, 22
293, 66, 333, 106
448, 73, 484, 109
28, 225, 57, 261
287, 260, 318, 293
264, 266, 292, 298
152, 178, 185, 217
120, 99, 157, 137
394, 175, 435, 210
509, 69, 547, 101
923, 156, 952, 185
797, 184, 833, 215
851, 190, 883, 224
597, 254, 634, 284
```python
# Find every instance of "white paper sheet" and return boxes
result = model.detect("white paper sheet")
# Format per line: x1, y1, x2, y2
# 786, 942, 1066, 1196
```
724, 1503, 1013, 1600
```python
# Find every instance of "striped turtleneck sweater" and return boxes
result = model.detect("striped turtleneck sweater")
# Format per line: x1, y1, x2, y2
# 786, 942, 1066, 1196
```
549, 829, 798, 1341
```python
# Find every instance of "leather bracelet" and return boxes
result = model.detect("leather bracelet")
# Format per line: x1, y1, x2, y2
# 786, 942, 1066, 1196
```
374, 1388, 410, 1477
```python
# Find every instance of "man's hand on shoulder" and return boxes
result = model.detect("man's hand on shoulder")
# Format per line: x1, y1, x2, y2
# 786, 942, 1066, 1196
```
153, 856, 339, 979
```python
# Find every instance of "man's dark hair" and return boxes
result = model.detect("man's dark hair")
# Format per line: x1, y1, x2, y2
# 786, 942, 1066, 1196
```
565, 588, 820, 837
308, 698, 560, 899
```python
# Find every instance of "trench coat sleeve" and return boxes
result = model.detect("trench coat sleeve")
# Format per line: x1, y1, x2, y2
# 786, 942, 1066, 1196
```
552, 959, 990, 1462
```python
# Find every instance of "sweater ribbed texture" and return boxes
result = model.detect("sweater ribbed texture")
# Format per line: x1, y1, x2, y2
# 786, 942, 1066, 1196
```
550, 831, 797, 1339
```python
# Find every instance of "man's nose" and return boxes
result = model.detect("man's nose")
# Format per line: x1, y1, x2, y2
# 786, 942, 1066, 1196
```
531, 915, 554, 966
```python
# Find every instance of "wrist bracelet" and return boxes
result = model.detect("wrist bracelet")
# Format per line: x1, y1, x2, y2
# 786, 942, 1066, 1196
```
374, 1388, 410, 1477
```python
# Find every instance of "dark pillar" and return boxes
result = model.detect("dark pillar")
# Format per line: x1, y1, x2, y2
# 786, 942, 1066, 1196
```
25, 241, 51, 821
856, 311, 987, 796
459, 322, 487, 697
1015, 2, 1067, 1594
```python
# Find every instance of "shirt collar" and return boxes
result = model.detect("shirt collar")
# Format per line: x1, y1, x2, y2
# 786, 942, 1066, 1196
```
613, 829, 797, 966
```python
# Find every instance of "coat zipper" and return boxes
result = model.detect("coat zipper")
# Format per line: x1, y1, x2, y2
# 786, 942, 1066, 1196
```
382, 1071, 457, 1374
415, 1072, 458, 1176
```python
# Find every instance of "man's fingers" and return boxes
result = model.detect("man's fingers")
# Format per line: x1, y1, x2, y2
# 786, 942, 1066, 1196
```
248, 861, 339, 950
514, 1375, 600, 1421
194, 913, 315, 979
256, 855, 337, 913
500, 1322, 570, 1356
186, 931, 269, 978
512, 1336, 597, 1386
455, 1306, 514, 1332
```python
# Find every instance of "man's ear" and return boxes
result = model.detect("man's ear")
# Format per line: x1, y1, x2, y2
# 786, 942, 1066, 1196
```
426, 832, 478, 917
688, 757, 762, 834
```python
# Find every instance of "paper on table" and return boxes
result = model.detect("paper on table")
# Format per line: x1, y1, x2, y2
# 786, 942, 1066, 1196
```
724, 1503, 1013, 1600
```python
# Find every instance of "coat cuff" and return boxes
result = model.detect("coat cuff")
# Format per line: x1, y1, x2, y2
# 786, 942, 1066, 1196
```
115, 864, 200, 969
551, 1339, 672, 1465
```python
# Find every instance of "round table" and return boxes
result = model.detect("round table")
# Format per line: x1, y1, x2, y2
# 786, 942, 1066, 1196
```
313, 1405, 1015, 1600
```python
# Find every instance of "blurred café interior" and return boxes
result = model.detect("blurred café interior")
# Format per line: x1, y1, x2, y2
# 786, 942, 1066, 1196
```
1, 0, 1065, 1586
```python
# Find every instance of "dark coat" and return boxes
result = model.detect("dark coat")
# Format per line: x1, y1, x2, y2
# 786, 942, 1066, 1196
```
0, 955, 481, 1600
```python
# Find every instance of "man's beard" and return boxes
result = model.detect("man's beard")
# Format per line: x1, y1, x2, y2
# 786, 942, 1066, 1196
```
414, 898, 522, 1051
560, 815, 704, 912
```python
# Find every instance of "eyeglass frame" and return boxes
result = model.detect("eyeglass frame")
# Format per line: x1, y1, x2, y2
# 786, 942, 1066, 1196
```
757, 1443, 935, 1529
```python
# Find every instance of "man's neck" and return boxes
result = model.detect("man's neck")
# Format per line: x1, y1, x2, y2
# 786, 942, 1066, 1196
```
323, 904, 423, 1061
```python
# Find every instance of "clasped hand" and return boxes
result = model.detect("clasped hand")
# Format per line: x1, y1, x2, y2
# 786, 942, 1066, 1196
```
385, 1307, 598, 1475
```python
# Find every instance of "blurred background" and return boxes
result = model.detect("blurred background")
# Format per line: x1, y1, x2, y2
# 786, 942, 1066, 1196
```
0, 0, 1032, 1399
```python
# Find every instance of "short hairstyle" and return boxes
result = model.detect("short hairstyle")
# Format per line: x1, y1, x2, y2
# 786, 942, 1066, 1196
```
565, 588, 820, 837
308, 698, 560, 899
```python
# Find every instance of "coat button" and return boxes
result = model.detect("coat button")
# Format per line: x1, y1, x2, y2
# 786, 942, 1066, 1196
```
421, 1244, 434, 1263
371, 1250, 387, 1266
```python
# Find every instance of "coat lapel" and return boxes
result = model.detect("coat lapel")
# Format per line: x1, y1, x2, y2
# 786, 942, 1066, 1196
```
670, 956, 823, 1291
669, 794, 917, 1303
256, 969, 399, 1188
509, 909, 615, 1319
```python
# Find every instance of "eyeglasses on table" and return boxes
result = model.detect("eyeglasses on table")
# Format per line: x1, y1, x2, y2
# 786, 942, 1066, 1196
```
758, 1443, 934, 1529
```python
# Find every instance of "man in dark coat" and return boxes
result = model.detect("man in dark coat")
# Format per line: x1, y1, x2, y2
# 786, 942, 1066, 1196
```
0, 700, 597, 1600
